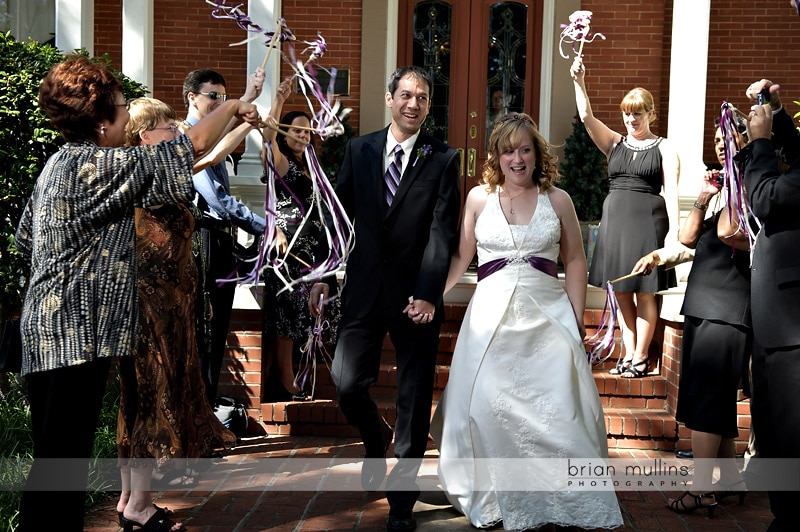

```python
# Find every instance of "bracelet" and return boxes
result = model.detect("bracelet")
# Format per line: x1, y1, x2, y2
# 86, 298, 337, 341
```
693, 201, 708, 211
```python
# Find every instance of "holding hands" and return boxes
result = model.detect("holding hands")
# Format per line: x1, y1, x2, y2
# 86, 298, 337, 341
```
403, 296, 435, 324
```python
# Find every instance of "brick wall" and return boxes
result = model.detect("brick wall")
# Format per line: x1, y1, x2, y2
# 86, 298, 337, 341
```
582, 0, 800, 165
93, 1, 800, 163
93, 0, 362, 136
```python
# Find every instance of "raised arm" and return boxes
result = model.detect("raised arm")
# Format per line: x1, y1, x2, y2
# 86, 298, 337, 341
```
570, 57, 620, 157
194, 121, 254, 173
678, 172, 718, 249
260, 76, 294, 178
186, 99, 260, 159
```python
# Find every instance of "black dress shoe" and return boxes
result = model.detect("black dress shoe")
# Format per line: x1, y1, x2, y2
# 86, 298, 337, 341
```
361, 418, 393, 491
676, 449, 694, 459
386, 511, 417, 532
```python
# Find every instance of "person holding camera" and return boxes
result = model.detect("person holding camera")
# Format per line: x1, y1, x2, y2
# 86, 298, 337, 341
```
570, 56, 680, 379
633, 117, 752, 517
742, 77, 800, 532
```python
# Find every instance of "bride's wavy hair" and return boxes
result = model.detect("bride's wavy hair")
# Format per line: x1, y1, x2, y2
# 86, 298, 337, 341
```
481, 112, 560, 193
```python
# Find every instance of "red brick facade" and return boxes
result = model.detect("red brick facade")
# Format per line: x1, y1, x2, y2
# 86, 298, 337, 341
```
93, 1, 800, 164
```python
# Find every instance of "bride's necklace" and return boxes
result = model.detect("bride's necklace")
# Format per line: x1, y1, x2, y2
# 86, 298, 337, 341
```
501, 186, 530, 215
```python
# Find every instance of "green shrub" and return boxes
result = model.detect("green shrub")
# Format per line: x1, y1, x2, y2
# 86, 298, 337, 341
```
559, 114, 608, 221
0, 32, 146, 531
0, 32, 147, 319
0, 373, 121, 531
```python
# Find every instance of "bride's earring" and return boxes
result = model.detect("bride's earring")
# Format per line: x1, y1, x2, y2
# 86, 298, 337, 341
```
100, 124, 106, 135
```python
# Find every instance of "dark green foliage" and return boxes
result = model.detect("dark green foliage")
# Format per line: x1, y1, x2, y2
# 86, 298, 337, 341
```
559, 114, 609, 221
0, 32, 147, 317
318, 114, 356, 185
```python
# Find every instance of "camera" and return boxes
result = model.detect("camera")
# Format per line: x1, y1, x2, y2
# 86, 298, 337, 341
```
712, 169, 724, 188
758, 87, 770, 105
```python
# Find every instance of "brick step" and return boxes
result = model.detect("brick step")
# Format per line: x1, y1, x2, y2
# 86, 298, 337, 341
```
260, 399, 677, 451
297, 361, 667, 402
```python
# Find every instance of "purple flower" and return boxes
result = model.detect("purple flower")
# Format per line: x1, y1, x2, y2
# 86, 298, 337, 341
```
413, 144, 433, 167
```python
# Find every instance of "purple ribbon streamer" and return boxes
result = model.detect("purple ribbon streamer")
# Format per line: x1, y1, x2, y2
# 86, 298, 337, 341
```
586, 281, 619, 364
477, 256, 558, 281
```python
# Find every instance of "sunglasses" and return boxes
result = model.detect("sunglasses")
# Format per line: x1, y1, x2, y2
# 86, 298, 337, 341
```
197, 91, 228, 101
116, 101, 130, 110
151, 124, 179, 134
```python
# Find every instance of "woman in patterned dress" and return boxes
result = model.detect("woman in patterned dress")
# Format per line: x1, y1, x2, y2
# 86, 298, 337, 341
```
114, 98, 242, 530
260, 77, 340, 400
15, 55, 259, 531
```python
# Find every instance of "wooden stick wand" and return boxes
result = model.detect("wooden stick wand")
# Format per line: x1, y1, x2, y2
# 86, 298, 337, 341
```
260, 20, 283, 71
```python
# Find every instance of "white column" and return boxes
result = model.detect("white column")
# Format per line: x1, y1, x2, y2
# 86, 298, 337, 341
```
55, 0, 93, 55
537, 0, 555, 140
121, 0, 153, 89
666, 0, 711, 199
235, 0, 280, 181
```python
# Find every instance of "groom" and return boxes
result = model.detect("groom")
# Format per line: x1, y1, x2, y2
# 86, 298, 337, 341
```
310, 66, 460, 531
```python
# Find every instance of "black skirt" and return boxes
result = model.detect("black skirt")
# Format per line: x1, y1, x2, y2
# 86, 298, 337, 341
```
675, 315, 750, 437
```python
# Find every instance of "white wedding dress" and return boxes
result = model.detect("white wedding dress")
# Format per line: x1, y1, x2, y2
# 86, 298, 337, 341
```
434, 189, 622, 530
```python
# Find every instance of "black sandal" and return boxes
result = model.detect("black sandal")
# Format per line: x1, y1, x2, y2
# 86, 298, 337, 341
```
121, 507, 186, 532
666, 491, 717, 518
621, 360, 649, 378
608, 358, 632, 375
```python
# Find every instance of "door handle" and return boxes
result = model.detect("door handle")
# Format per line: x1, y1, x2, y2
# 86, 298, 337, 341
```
457, 148, 465, 177
467, 148, 476, 178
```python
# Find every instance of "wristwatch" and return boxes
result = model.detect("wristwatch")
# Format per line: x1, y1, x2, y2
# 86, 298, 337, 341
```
693, 200, 708, 211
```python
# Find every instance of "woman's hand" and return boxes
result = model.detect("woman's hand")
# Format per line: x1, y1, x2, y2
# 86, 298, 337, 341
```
275, 226, 288, 255
275, 76, 293, 104
308, 283, 329, 316
570, 56, 585, 82
631, 251, 661, 276
235, 101, 261, 127
702, 170, 723, 196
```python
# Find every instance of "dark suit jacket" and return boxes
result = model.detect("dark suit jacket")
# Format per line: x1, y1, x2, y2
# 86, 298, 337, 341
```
744, 108, 800, 348
334, 127, 461, 319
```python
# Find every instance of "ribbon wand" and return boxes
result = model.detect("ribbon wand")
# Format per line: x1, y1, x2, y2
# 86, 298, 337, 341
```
608, 271, 642, 285
260, 19, 283, 71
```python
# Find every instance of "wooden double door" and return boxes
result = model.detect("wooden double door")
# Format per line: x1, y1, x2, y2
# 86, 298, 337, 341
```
398, 0, 543, 198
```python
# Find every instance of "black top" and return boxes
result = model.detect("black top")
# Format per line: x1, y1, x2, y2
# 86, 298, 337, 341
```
681, 211, 751, 327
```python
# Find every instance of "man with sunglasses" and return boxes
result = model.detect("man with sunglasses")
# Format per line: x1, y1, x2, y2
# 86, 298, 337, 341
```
182, 67, 267, 405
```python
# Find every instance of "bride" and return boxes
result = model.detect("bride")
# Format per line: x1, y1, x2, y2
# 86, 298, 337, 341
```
433, 112, 622, 530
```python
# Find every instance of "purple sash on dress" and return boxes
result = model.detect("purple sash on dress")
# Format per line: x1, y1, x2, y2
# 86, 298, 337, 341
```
477, 256, 558, 281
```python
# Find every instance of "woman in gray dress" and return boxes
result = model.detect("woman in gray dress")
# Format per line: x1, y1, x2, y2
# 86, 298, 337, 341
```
570, 56, 680, 378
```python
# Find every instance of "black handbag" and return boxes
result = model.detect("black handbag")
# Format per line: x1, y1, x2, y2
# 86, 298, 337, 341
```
0, 318, 22, 373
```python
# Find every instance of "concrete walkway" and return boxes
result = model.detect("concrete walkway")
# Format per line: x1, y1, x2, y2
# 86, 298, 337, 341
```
85, 435, 773, 531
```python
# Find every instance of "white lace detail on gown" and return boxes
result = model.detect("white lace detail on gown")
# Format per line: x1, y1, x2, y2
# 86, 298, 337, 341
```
435, 189, 622, 531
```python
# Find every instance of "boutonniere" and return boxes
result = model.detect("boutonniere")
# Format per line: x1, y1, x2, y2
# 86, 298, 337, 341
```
413, 144, 433, 167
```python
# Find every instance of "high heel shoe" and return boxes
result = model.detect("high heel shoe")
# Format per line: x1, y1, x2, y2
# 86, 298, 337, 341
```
620, 360, 649, 378
608, 358, 632, 375
119, 505, 173, 526
666, 491, 717, 518
713, 480, 748, 505
121, 507, 185, 532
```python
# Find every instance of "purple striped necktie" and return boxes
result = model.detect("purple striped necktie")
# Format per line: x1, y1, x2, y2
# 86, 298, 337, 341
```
385, 144, 404, 206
